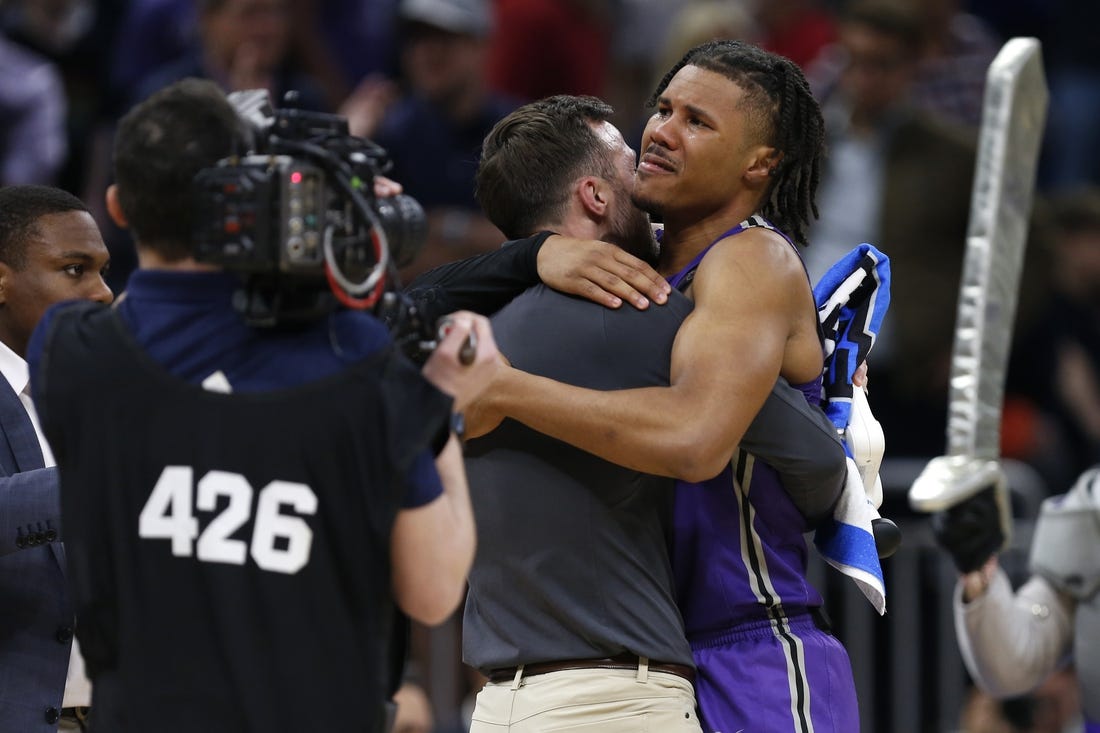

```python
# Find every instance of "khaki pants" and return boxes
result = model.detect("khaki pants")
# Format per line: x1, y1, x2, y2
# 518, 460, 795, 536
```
470, 666, 702, 733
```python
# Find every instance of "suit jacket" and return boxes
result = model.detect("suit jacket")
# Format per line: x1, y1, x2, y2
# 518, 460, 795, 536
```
0, 377, 74, 732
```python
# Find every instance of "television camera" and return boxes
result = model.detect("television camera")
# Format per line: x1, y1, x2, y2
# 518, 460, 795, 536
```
193, 89, 449, 358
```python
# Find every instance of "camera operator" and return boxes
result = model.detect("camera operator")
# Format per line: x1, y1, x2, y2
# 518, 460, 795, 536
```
26, 77, 500, 733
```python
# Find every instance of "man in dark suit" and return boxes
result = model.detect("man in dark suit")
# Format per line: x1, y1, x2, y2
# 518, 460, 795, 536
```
0, 185, 112, 731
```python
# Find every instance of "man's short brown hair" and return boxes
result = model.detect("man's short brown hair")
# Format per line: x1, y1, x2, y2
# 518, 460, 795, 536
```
476, 95, 617, 239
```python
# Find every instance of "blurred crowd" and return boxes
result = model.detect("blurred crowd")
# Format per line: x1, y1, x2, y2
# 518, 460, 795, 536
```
2, 0, 1099, 731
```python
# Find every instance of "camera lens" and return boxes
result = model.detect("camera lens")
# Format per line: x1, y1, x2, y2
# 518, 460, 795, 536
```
375, 194, 427, 269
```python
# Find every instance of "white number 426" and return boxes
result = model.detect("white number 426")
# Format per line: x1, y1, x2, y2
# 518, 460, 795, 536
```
138, 466, 317, 574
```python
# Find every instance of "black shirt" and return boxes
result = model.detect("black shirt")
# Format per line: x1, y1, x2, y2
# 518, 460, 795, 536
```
34, 303, 450, 733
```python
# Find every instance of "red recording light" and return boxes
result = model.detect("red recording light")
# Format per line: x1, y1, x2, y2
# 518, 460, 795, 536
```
290, 171, 303, 184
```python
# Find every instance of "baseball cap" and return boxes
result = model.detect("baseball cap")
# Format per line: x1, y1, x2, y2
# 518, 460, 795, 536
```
399, 0, 493, 38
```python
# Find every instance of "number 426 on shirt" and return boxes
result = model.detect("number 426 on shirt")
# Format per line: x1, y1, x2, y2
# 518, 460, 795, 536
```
138, 465, 318, 575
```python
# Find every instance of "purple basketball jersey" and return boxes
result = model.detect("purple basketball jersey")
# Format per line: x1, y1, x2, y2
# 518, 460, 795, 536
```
668, 217, 860, 732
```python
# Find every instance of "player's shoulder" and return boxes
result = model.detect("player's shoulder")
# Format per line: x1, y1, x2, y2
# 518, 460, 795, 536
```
716, 221, 800, 256
701, 224, 807, 285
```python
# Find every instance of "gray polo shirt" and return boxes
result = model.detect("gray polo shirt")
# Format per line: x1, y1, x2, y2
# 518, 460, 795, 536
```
463, 284, 695, 671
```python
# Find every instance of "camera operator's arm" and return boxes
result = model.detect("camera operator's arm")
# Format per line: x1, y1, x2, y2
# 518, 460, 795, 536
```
390, 313, 500, 624
391, 437, 475, 625
406, 233, 670, 324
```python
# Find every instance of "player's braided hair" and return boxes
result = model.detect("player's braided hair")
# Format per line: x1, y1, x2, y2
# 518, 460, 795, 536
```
648, 40, 825, 246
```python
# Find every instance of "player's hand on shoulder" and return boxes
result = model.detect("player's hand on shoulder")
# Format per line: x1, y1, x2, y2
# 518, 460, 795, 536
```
421, 311, 504, 411
536, 235, 670, 310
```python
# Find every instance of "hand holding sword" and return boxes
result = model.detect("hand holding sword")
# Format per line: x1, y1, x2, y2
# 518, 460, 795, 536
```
908, 38, 1050, 563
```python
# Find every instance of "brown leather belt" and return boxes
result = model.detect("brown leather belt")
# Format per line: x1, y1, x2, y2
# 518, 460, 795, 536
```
487, 653, 695, 684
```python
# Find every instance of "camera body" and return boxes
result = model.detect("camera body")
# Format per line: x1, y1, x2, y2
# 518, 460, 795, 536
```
193, 90, 428, 326
195, 157, 327, 275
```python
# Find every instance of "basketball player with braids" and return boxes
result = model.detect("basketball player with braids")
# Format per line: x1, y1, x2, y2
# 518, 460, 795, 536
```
469, 41, 859, 732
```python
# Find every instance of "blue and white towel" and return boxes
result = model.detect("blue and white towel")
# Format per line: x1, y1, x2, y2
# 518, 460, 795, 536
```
812, 243, 891, 615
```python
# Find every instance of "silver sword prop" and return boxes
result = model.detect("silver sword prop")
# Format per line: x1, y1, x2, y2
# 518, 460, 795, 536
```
909, 38, 1049, 517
